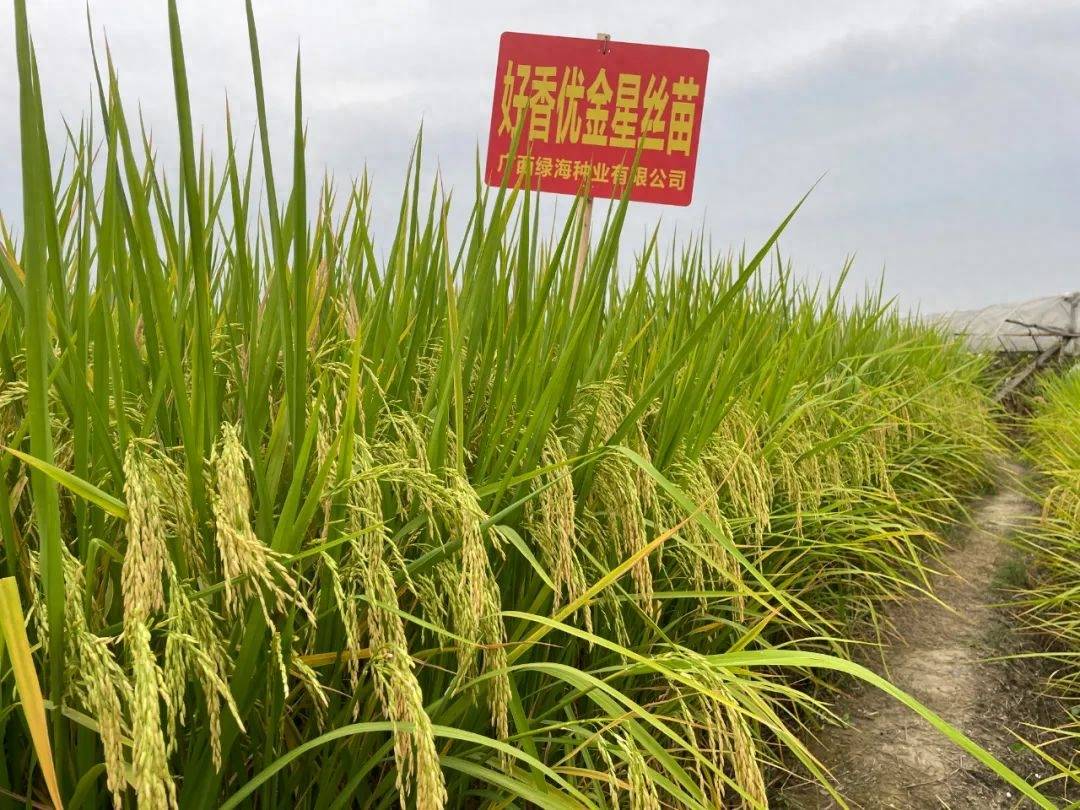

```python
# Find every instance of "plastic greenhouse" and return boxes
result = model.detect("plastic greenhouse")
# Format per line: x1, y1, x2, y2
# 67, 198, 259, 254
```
935, 292, 1080, 355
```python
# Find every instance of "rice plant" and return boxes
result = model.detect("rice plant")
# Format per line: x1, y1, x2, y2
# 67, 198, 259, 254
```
0, 2, 1051, 808
1012, 365, 1080, 795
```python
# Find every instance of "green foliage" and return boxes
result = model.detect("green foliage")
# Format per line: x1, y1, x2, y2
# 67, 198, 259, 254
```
1013, 366, 1080, 794
0, 3, 1047, 809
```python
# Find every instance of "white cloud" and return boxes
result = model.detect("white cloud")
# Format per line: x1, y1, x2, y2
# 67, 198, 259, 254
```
1, 0, 1077, 311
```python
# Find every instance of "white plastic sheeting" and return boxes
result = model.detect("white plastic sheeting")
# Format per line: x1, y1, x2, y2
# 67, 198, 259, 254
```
934, 292, 1080, 354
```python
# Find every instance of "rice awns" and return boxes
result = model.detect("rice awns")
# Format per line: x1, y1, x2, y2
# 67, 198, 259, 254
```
0, 3, 1048, 809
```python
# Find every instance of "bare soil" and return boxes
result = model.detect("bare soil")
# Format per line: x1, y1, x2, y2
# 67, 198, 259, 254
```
779, 460, 1065, 809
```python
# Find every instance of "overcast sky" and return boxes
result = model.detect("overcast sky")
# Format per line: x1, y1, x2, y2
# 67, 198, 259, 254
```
1, 1, 1077, 313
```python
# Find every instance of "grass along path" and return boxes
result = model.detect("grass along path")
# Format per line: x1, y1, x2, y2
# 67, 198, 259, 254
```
781, 459, 1057, 809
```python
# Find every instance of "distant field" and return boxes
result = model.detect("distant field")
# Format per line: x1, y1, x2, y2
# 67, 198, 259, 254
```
0, 2, 1061, 809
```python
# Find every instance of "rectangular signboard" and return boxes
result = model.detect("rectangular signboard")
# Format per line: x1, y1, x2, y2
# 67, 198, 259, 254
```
484, 32, 709, 206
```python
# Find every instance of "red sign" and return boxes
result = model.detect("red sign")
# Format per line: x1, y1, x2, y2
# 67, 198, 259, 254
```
484, 32, 709, 206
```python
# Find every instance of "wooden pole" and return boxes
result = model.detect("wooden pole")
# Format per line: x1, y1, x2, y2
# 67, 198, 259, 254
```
570, 196, 593, 308
994, 339, 1068, 402
569, 32, 611, 309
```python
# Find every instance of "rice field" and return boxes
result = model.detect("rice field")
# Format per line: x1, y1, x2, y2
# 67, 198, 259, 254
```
1012, 367, 1080, 795
0, 2, 1057, 808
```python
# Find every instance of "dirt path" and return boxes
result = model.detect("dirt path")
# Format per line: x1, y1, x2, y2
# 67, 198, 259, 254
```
781, 460, 1057, 809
